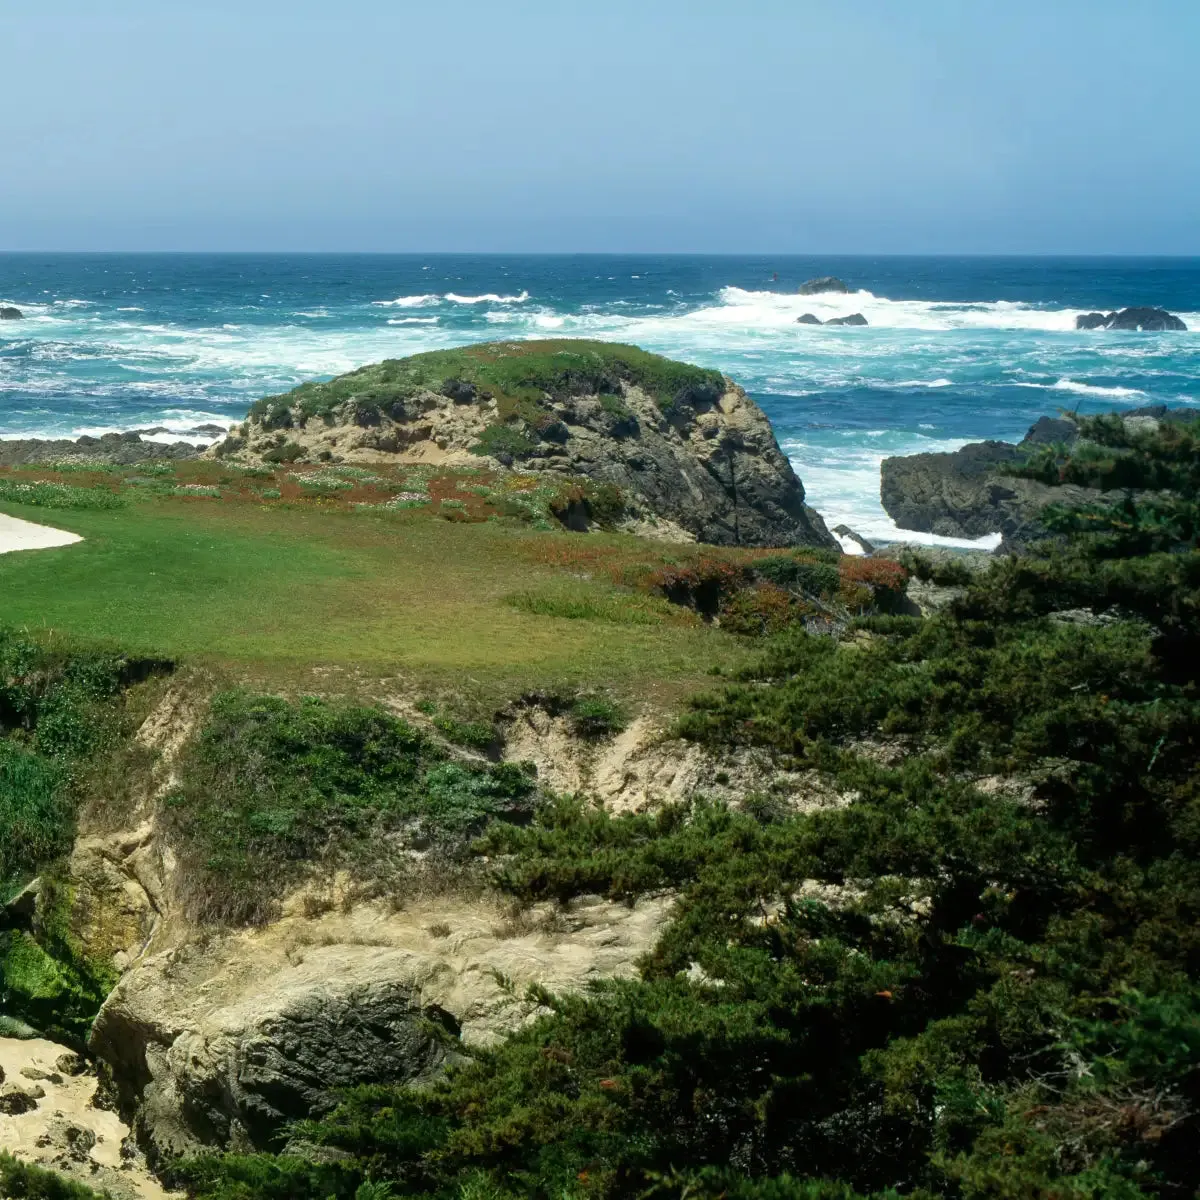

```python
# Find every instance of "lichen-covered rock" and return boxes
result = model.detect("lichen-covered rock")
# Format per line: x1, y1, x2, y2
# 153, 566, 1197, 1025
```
215, 340, 836, 549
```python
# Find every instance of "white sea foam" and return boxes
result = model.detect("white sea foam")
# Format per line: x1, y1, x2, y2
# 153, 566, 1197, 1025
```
372, 294, 439, 308
387, 317, 439, 325
444, 291, 530, 304
1051, 378, 1148, 399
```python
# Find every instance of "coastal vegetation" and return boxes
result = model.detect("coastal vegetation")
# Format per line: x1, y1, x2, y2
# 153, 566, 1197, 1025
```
1, 366, 1197, 1197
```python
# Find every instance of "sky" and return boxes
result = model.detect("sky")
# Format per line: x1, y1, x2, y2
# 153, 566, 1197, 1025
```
2, 0, 1197, 254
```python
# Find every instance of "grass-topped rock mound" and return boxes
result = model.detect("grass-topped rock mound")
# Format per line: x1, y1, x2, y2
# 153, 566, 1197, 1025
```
216, 339, 836, 548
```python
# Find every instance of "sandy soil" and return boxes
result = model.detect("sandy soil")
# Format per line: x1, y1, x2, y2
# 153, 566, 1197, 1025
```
0, 513, 82, 554
0, 1035, 177, 1199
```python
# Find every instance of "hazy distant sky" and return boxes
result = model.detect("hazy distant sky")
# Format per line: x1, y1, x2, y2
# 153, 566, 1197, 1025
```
2, 0, 1197, 253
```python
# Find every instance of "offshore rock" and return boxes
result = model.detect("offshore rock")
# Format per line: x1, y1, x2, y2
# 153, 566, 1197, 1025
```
0, 306, 23, 319
824, 313, 868, 326
1075, 307, 1187, 331
797, 276, 850, 295
796, 313, 822, 325
217, 340, 838, 549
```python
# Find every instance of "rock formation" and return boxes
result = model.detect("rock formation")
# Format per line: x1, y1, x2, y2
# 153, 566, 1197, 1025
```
214, 340, 837, 549
797, 277, 850, 295
879, 406, 1195, 545
0, 305, 23, 319
796, 313, 868, 327
1075, 307, 1187, 331
0, 431, 202, 467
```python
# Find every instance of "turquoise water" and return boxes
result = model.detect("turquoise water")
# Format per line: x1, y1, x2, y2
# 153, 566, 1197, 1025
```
2, 254, 1197, 544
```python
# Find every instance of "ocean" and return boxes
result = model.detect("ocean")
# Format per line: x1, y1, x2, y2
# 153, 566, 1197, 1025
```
2, 254, 1197, 546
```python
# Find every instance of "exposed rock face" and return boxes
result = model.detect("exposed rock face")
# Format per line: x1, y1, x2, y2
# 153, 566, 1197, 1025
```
796, 313, 822, 325
217, 340, 837, 549
0, 305, 23, 320
1075, 307, 1187, 331
0, 431, 201, 467
797, 276, 850, 295
879, 407, 1195, 544
89, 892, 673, 1158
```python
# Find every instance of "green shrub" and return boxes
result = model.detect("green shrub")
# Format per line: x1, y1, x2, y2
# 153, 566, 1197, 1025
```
161, 692, 536, 924
469, 423, 540, 460
263, 441, 305, 464
754, 556, 840, 597
568, 695, 628, 739
0, 1152, 109, 1199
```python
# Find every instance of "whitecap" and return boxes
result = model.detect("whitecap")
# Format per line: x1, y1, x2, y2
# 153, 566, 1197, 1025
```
444, 291, 530, 304
372, 294, 439, 308
1051, 378, 1147, 399
387, 317, 439, 325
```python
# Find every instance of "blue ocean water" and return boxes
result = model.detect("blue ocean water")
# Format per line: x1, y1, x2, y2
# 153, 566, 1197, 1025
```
2, 254, 1198, 544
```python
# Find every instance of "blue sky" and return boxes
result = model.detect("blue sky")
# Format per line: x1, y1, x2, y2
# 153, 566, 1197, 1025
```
2, 0, 1197, 253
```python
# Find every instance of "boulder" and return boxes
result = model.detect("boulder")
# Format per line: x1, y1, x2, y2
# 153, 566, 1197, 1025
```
796, 313, 822, 325
216, 340, 839, 550
90, 892, 673, 1157
831, 524, 874, 555
1075, 307, 1187, 332
797, 276, 850, 295
824, 313, 868, 326
0, 306, 22, 320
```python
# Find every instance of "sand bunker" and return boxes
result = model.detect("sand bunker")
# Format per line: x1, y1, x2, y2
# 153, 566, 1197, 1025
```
0, 513, 82, 554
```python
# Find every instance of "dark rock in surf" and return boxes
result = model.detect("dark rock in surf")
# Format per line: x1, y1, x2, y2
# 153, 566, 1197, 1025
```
797, 277, 850, 295
832, 524, 875, 554
824, 313, 868, 326
0, 306, 23, 320
796, 313, 822, 325
1075, 307, 1187, 332
0, 432, 202, 467
879, 406, 1196, 547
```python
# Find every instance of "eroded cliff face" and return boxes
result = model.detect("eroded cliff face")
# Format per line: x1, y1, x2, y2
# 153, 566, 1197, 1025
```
89, 891, 673, 1159
214, 340, 836, 549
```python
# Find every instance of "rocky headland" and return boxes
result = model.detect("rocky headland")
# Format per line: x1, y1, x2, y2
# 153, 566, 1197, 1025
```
880, 405, 1196, 545
212, 339, 837, 548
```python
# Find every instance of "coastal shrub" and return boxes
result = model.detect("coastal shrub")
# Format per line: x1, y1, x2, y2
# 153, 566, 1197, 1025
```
568, 694, 629, 739
262, 441, 305, 464
0, 478, 123, 510
469, 423, 541, 460
754, 555, 840, 597
719, 582, 805, 636
161, 692, 536, 924
0, 1153, 109, 1199
433, 715, 497, 754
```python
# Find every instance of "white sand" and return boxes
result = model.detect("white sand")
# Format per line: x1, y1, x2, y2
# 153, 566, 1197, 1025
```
0, 513, 82, 554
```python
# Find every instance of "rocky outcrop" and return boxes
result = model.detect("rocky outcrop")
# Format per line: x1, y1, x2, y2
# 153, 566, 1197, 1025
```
796, 313, 868, 327
216, 340, 837, 549
0, 306, 22, 320
797, 277, 850, 295
879, 407, 1195, 544
1076, 307, 1187, 331
89, 892, 673, 1158
0, 432, 202, 468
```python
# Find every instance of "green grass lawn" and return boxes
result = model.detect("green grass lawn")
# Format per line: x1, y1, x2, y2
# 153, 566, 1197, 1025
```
0, 491, 751, 705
